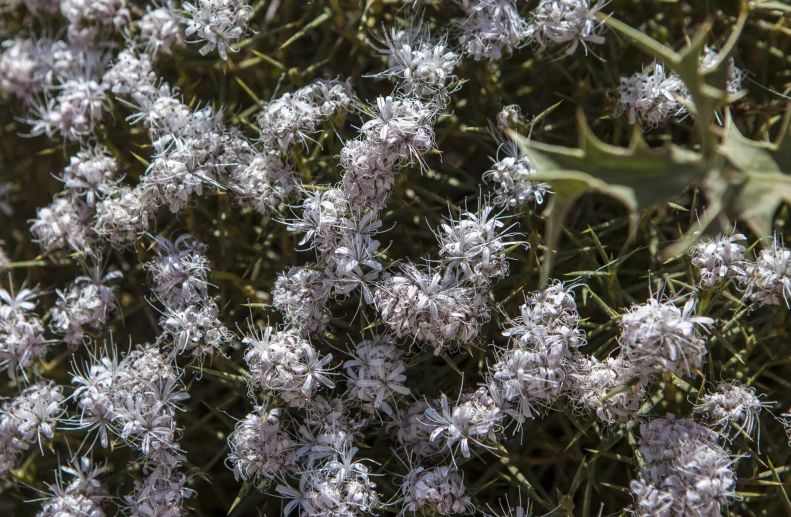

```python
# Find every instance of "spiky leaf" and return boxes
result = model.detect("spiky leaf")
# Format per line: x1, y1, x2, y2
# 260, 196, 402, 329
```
716, 112, 791, 237
511, 113, 706, 282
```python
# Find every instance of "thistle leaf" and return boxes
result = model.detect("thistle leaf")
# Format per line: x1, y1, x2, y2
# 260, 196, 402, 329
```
717, 112, 791, 238
510, 112, 707, 281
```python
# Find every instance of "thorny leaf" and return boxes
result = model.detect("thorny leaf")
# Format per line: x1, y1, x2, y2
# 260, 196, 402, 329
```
716, 111, 791, 238
510, 113, 706, 282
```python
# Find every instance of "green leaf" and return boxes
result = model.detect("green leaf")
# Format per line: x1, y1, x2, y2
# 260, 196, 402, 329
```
227, 483, 252, 515
510, 112, 706, 281
716, 111, 791, 238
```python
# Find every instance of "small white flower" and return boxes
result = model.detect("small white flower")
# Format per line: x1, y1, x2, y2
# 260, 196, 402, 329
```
483, 131, 550, 209
690, 233, 747, 288
59, 145, 120, 206
242, 324, 336, 407
740, 236, 791, 307
694, 381, 770, 439
526, 0, 606, 56
401, 464, 473, 515
139, 6, 186, 56
181, 0, 252, 60
344, 333, 410, 416
455, 0, 530, 61
435, 198, 524, 286
227, 406, 297, 483
619, 295, 713, 377
616, 62, 687, 129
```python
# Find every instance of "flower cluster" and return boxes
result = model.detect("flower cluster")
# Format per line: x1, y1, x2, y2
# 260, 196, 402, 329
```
571, 355, 647, 425
616, 62, 687, 129
374, 262, 488, 353
490, 282, 584, 420
425, 389, 505, 458
375, 27, 461, 102
30, 196, 96, 254
616, 47, 744, 128
71, 344, 193, 515
526, 0, 606, 56
694, 381, 769, 439
619, 296, 713, 377
455, 0, 530, 61
50, 262, 121, 345
256, 79, 356, 152
181, 0, 252, 60
436, 200, 523, 286
344, 333, 410, 416
630, 415, 736, 517
690, 233, 748, 288
389, 400, 443, 459
342, 95, 437, 211
146, 235, 233, 358
0, 381, 64, 475
401, 465, 474, 515
36, 456, 107, 517
484, 131, 550, 209
242, 324, 335, 407
0, 283, 47, 378
227, 406, 297, 483
272, 266, 332, 335
741, 238, 791, 307
275, 446, 380, 517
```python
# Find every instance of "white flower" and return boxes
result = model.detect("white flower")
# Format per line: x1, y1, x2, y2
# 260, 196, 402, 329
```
101, 47, 156, 96
616, 62, 687, 129
570, 356, 647, 425
229, 151, 297, 214
60, 145, 120, 206
435, 199, 523, 286
27, 52, 111, 140
741, 237, 791, 307
94, 186, 154, 248
181, 0, 252, 60
424, 390, 503, 458
30, 196, 96, 253
124, 462, 193, 517
619, 296, 713, 377
256, 79, 355, 151
492, 282, 584, 419
227, 406, 297, 483
455, 0, 530, 61
242, 324, 336, 407
631, 415, 736, 517
526, 0, 606, 56
387, 400, 442, 458
401, 464, 473, 515
699, 46, 744, 95
70, 344, 189, 457
375, 27, 460, 102
694, 381, 769, 439
483, 131, 550, 209
373, 262, 488, 353
344, 333, 410, 416
60, 0, 130, 29
277, 446, 380, 517
37, 455, 107, 517
139, 6, 186, 56
50, 263, 122, 346
690, 233, 747, 288
0, 381, 64, 475
0, 38, 50, 100
146, 234, 211, 309
273, 266, 332, 335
